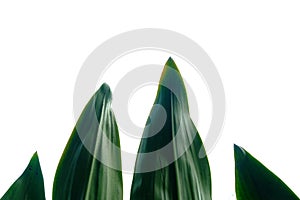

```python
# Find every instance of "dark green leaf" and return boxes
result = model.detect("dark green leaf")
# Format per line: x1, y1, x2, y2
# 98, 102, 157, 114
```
130, 58, 212, 200
1, 152, 45, 200
53, 83, 123, 200
234, 144, 299, 200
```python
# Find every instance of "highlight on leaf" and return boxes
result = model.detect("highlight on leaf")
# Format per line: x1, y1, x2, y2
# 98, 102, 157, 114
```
234, 144, 300, 200
1, 152, 46, 200
130, 57, 212, 200
52, 83, 123, 200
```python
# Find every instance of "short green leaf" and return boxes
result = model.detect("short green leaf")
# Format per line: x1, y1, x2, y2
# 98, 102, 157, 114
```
234, 144, 299, 200
1, 152, 45, 200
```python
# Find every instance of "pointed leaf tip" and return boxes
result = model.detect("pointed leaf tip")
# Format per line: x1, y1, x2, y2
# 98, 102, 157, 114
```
28, 151, 41, 170
95, 83, 112, 101
32, 151, 38, 159
157, 58, 189, 113
32, 151, 40, 159
98, 82, 111, 94
165, 57, 178, 71
234, 144, 246, 163
159, 57, 179, 83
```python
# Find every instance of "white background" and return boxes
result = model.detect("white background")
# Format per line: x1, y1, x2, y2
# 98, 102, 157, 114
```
1, 1, 300, 199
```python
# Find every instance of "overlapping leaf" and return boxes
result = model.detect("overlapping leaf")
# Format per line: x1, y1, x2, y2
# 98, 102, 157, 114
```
53, 83, 123, 200
234, 144, 299, 200
1, 152, 45, 200
130, 58, 212, 200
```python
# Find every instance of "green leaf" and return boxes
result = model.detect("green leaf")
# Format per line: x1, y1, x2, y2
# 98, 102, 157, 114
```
234, 144, 300, 200
130, 58, 212, 200
53, 83, 123, 200
1, 152, 45, 200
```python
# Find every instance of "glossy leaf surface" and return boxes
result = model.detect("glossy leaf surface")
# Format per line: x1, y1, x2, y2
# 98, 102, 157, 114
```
53, 83, 122, 200
130, 58, 212, 200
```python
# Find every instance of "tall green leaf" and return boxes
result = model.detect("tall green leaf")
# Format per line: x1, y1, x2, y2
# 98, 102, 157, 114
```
1, 152, 45, 200
53, 83, 123, 200
130, 58, 212, 200
234, 144, 299, 200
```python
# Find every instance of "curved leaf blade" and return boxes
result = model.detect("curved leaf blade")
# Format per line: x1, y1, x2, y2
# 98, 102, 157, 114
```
130, 58, 212, 200
53, 83, 122, 200
1, 152, 45, 200
234, 144, 299, 200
